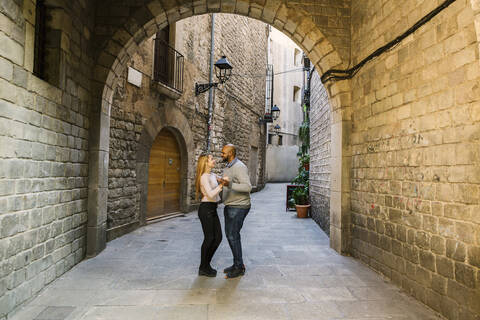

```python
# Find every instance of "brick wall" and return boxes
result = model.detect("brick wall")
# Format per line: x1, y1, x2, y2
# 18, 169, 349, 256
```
309, 70, 331, 234
0, 0, 94, 317
350, 1, 480, 318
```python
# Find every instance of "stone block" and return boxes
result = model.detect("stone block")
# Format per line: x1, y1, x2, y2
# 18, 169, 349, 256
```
431, 235, 446, 255
454, 262, 476, 288
419, 250, 435, 272
446, 239, 466, 262
438, 218, 456, 239
467, 246, 480, 268
0, 214, 20, 238
0, 31, 24, 65
12, 64, 27, 88
415, 231, 430, 249
432, 273, 447, 295
0, 292, 15, 317
436, 256, 454, 279
0, 56, 13, 81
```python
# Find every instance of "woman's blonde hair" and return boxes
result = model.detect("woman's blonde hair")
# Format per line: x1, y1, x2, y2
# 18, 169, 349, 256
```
195, 154, 210, 200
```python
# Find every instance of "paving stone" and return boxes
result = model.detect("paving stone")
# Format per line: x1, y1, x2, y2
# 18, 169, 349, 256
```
34, 306, 75, 320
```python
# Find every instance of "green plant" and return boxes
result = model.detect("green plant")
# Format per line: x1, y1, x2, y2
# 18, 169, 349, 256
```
291, 104, 310, 205
300, 154, 310, 166
292, 167, 309, 186
291, 186, 309, 205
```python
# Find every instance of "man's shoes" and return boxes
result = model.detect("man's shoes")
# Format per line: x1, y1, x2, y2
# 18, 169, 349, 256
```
223, 264, 245, 274
198, 266, 217, 277
225, 266, 245, 279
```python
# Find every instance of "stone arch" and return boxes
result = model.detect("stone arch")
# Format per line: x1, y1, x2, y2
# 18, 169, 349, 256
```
87, 1, 353, 256
136, 103, 195, 225
470, 0, 480, 59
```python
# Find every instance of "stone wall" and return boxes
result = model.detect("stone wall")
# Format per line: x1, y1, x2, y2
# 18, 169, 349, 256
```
309, 70, 331, 234
0, 0, 94, 317
106, 14, 267, 233
350, 1, 480, 319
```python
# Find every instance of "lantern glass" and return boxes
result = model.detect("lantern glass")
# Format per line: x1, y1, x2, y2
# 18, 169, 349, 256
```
271, 105, 280, 120
214, 56, 233, 84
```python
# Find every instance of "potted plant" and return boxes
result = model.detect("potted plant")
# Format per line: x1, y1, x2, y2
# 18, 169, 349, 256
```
291, 186, 310, 218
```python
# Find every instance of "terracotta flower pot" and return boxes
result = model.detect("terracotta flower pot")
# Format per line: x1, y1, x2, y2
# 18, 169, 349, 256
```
303, 163, 309, 171
295, 204, 310, 218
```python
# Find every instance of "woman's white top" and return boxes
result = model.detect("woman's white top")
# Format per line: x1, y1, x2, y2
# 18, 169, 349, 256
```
201, 173, 222, 202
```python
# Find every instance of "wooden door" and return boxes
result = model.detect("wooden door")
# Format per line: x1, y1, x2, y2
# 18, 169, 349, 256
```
147, 129, 181, 219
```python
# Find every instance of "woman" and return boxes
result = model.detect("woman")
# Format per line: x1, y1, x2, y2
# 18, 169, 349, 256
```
195, 154, 224, 277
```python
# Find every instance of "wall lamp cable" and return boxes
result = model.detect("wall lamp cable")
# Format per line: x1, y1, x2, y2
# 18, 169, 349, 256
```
321, 0, 457, 84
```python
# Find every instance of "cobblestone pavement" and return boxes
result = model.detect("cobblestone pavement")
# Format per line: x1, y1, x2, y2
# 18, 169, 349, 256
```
10, 184, 443, 320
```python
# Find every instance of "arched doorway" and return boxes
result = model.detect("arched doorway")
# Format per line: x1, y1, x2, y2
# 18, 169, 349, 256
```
147, 128, 181, 220
88, 2, 353, 258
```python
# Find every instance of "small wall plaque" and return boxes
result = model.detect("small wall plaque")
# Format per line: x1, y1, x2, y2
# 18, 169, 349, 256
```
127, 67, 142, 87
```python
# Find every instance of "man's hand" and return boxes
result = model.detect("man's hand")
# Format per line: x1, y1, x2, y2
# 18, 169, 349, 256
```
222, 176, 230, 187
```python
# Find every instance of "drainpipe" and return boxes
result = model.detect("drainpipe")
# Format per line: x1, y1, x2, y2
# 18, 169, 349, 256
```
206, 14, 215, 152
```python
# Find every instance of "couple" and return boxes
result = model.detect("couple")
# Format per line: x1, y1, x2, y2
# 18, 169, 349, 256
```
195, 144, 251, 279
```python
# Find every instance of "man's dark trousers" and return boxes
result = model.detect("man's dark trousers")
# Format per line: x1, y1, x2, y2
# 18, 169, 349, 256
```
224, 205, 250, 267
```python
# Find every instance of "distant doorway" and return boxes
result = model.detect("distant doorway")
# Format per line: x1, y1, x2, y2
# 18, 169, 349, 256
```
147, 128, 181, 219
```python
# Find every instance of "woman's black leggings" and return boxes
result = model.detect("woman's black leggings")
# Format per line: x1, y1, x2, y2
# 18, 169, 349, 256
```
198, 202, 222, 269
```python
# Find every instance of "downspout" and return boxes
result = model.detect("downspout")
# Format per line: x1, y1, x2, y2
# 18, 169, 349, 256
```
206, 14, 215, 152
264, 25, 272, 184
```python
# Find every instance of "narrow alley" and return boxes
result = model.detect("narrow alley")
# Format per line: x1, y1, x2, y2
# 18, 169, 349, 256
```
10, 184, 441, 320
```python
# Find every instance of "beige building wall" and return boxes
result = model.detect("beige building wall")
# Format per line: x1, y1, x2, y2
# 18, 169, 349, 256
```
265, 27, 304, 182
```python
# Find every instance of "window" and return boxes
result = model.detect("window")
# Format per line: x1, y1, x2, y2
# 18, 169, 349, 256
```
268, 134, 273, 145
33, 0, 46, 79
293, 86, 301, 102
153, 26, 184, 92
278, 135, 283, 146
294, 48, 302, 66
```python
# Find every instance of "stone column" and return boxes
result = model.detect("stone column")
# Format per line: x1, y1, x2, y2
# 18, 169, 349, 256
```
326, 80, 352, 255
87, 99, 110, 257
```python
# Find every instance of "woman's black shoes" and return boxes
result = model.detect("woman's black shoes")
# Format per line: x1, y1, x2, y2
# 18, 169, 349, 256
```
198, 266, 217, 277
224, 266, 245, 279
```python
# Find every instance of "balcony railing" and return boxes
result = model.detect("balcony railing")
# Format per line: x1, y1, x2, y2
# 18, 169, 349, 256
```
153, 38, 184, 93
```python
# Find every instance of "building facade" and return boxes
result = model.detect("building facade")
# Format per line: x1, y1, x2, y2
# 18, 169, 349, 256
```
265, 27, 304, 182
105, 14, 268, 240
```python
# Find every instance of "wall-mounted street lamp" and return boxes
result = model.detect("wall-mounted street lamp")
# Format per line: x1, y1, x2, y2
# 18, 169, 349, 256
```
273, 124, 281, 135
271, 105, 280, 120
259, 104, 281, 123
195, 56, 233, 96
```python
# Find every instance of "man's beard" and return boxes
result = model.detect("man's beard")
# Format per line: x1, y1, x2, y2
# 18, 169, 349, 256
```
222, 157, 228, 163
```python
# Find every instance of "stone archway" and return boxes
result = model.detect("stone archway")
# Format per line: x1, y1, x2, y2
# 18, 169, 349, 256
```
136, 104, 195, 226
87, 1, 353, 257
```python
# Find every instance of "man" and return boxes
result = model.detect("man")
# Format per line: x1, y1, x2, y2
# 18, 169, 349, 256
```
221, 144, 252, 278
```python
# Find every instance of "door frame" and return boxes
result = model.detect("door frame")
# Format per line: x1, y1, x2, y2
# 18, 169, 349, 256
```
146, 128, 182, 220
136, 105, 194, 226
